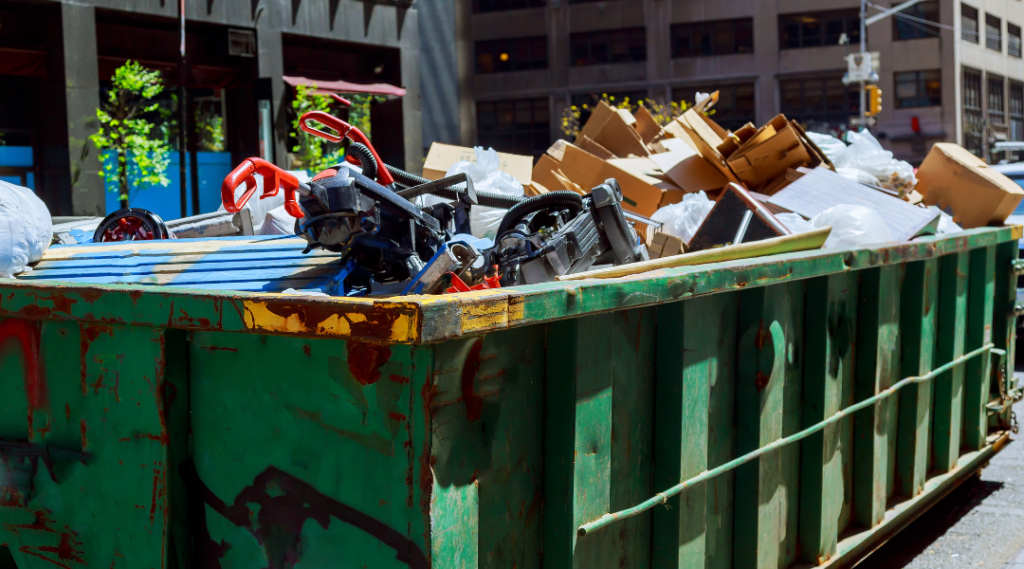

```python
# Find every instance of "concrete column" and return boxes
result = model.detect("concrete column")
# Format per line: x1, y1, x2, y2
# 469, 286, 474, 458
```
58, 2, 103, 216
644, 0, 671, 84
754, 2, 779, 125
399, 6, 424, 172
456, 0, 476, 146
256, 26, 288, 166
418, 0, 461, 150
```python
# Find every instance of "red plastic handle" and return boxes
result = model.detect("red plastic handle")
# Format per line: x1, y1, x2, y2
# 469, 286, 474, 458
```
221, 157, 305, 218
299, 111, 396, 186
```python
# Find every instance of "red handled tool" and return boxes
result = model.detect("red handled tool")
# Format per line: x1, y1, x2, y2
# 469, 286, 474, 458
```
298, 111, 396, 187
221, 157, 306, 218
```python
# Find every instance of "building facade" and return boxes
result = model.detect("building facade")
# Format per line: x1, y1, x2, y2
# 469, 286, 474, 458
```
0, 0, 420, 217
420, 0, 1024, 166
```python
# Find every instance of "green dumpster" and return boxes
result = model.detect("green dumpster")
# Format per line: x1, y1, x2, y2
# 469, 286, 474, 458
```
0, 226, 1018, 568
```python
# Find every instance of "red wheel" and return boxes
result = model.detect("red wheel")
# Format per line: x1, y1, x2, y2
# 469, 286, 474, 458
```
93, 208, 170, 242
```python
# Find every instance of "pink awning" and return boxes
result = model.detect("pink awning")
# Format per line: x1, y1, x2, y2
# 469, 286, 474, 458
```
282, 76, 406, 97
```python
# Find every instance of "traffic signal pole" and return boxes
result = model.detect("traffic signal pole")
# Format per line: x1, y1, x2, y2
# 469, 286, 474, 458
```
859, 0, 867, 130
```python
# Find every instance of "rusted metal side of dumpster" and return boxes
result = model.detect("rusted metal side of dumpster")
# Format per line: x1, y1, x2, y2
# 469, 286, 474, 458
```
0, 226, 1017, 569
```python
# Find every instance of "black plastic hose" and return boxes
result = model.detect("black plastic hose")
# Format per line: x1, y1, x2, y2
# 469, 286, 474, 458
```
345, 143, 379, 180
495, 191, 584, 239
385, 161, 524, 209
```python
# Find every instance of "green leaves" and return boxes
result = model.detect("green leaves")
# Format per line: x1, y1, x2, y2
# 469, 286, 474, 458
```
287, 86, 388, 174
90, 61, 172, 203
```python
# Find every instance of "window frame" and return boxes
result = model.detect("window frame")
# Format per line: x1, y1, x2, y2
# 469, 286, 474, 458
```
1009, 23, 1022, 58
963, 67, 983, 156
569, 27, 647, 67
1010, 81, 1024, 143
778, 9, 860, 50
962, 4, 980, 43
472, 0, 545, 15
474, 36, 549, 75
670, 18, 754, 59
672, 83, 756, 131
986, 13, 1002, 51
892, 0, 940, 40
779, 74, 860, 133
894, 70, 942, 108
476, 97, 551, 158
989, 74, 1006, 126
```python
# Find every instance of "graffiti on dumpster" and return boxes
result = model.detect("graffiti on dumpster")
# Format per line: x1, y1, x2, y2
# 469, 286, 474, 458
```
185, 462, 428, 569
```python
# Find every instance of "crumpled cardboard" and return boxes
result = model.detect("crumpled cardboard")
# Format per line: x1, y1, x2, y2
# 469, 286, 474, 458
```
916, 143, 1024, 228
532, 143, 664, 215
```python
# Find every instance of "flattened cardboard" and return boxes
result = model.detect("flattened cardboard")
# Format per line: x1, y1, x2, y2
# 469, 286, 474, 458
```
726, 116, 811, 187
768, 167, 940, 241
675, 112, 741, 185
532, 154, 568, 193
423, 142, 533, 186
649, 138, 729, 193
634, 105, 662, 144
650, 232, 686, 259
576, 135, 616, 160
916, 142, 1024, 228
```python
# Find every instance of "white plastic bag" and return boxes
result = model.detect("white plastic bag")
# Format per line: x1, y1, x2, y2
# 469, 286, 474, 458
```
259, 205, 296, 236
834, 130, 917, 193
650, 191, 715, 243
929, 206, 963, 235
805, 131, 847, 165
0, 180, 51, 278
444, 147, 525, 239
811, 205, 892, 249
775, 212, 815, 235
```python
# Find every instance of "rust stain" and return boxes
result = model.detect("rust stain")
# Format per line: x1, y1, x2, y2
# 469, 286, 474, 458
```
128, 289, 144, 303
420, 375, 437, 551
346, 341, 392, 385
19, 530, 85, 569
64, 403, 70, 422
389, 374, 410, 384
263, 301, 405, 340
755, 371, 771, 390
303, 344, 311, 356
75, 289, 105, 303
754, 321, 769, 350
0, 485, 25, 508
389, 412, 407, 422
460, 339, 485, 422
198, 346, 238, 353
80, 419, 88, 451
0, 320, 45, 441
80, 324, 114, 395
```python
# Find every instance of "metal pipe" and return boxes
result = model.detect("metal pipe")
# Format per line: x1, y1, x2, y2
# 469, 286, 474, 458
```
577, 342, 996, 537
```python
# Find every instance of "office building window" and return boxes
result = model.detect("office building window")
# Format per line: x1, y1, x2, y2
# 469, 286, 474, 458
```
893, 0, 939, 40
895, 70, 941, 108
1010, 23, 1022, 57
986, 14, 1002, 51
963, 68, 983, 155
477, 98, 550, 157
472, 0, 544, 14
670, 18, 754, 58
570, 27, 646, 66
673, 83, 756, 131
989, 75, 1006, 125
780, 75, 859, 132
962, 4, 979, 43
570, 90, 647, 127
475, 37, 548, 74
779, 9, 860, 49
1011, 82, 1024, 142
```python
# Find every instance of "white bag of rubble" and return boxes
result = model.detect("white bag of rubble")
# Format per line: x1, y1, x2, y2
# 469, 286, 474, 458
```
0, 180, 51, 278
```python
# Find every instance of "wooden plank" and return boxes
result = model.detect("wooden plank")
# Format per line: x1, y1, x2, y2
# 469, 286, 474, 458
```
800, 273, 858, 564
962, 246, 995, 451
932, 252, 969, 473
653, 295, 737, 569
853, 265, 902, 528
733, 283, 803, 569
896, 259, 938, 499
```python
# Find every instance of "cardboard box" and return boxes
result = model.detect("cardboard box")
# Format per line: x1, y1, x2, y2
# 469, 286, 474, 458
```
633, 105, 662, 144
916, 143, 1024, 228
423, 142, 534, 187
537, 145, 663, 215
649, 232, 686, 259
725, 115, 811, 187
675, 110, 742, 186
578, 101, 651, 158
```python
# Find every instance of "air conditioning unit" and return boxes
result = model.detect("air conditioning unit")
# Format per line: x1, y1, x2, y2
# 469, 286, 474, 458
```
229, 29, 256, 58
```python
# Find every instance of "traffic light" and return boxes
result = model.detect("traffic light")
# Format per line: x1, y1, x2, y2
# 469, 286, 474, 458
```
866, 85, 883, 117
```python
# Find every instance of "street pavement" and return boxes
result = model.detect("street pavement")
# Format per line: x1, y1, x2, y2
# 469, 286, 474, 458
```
859, 394, 1024, 568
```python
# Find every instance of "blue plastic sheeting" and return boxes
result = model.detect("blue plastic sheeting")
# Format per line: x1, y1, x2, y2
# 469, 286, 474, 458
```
102, 151, 234, 221
21, 235, 347, 293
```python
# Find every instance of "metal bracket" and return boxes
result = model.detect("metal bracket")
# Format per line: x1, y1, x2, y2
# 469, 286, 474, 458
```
1012, 259, 1024, 274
